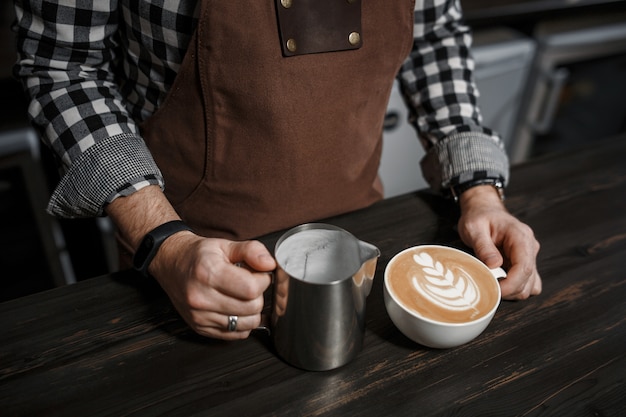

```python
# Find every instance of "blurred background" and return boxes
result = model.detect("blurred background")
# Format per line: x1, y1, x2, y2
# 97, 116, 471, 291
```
1, 1, 118, 302
2, 0, 626, 301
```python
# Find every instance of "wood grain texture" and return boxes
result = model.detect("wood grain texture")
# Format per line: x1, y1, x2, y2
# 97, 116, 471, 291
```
1, 137, 625, 416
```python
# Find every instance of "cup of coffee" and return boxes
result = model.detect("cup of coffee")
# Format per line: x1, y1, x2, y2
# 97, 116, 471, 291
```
383, 245, 505, 348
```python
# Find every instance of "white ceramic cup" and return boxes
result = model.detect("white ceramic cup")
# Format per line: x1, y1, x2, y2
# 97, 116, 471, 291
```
383, 245, 505, 348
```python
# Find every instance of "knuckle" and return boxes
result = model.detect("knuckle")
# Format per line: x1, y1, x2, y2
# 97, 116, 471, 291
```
238, 282, 258, 300
521, 224, 541, 250
519, 222, 533, 235
520, 263, 536, 280
251, 314, 262, 329
516, 286, 532, 300
187, 309, 204, 326
185, 290, 206, 310
251, 296, 265, 313
460, 219, 481, 237
245, 239, 265, 252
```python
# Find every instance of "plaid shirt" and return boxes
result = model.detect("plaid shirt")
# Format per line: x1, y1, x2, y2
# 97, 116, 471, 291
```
14, 0, 508, 218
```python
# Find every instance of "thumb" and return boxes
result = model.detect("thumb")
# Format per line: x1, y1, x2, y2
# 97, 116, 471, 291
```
468, 232, 503, 269
230, 240, 276, 272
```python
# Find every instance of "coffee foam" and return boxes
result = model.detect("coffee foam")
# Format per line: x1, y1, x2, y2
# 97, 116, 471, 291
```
387, 247, 499, 324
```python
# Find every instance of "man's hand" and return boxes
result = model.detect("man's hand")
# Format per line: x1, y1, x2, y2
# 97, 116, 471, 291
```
152, 233, 274, 339
457, 185, 542, 300
106, 185, 274, 340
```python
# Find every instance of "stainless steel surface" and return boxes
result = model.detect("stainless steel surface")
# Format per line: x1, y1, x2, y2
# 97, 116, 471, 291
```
271, 223, 380, 371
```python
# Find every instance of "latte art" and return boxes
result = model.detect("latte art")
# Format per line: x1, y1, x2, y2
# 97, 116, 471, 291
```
411, 252, 481, 318
386, 247, 499, 324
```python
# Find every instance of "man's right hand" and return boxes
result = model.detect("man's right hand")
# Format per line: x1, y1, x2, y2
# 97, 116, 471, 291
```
105, 185, 274, 340
151, 233, 274, 339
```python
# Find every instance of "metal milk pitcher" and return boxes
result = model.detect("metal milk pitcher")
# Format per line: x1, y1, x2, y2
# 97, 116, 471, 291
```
271, 223, 380, 371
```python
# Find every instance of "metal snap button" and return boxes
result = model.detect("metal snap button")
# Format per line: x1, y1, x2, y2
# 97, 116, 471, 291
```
286, 38, 297, 52
348, 32, 361, 46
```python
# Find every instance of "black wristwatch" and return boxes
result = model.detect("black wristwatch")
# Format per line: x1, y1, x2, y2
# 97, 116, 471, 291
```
133, 220, 193, 277
449, 177, 505, 203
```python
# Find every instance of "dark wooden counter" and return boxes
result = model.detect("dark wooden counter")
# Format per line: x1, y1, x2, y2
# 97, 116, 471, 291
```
1, 137, 625, 416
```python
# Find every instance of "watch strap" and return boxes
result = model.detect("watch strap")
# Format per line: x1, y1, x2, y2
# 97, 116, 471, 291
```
133, 220, 193, 277
449, 177, 505, 203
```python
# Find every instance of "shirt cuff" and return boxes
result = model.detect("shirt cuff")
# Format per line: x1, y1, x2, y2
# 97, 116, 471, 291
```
47, 133, 164, 218
419, 131, 510, 193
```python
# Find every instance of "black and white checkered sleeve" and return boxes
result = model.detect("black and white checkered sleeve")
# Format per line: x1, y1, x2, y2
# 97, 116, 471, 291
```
399, 0, 509, 193
13, 0, 163, 217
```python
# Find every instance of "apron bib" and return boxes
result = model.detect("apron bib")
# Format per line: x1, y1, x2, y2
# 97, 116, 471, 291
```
140, 0, 415, 239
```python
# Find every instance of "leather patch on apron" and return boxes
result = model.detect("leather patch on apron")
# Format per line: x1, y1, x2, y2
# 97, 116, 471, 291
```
275, 0, 362, 56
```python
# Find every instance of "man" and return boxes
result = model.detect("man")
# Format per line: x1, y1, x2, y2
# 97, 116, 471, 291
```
14, 0, 541, 340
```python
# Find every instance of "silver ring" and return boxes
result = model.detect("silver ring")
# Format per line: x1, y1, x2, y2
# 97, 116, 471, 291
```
227, 315, 238, 332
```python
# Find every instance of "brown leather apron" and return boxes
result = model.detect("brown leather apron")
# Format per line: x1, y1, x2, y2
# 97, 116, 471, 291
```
140, 0, 415, 240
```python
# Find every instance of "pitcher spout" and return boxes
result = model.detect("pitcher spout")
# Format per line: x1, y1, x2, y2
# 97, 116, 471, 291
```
353, 240, 380, 295
359, 241, 380, 266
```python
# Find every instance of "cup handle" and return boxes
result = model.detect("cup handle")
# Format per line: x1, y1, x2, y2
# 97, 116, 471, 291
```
489, 267, 507, 280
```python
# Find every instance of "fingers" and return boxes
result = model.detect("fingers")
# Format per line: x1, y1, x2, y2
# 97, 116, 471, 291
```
168, 238, 274, 341
499, 233, 542, 300
148, 235, 273, 341
177, 278, 268, 340
471, 231, 504, 269
468, 226, 541, 300
182, 287, 267, 340
500, 268, 542, 300
228, 240, 276, 273
457, 208, 503, 269
207, 260, 272, 301
458, 204, 542, 301
190, 312, 264, 340
199, 240, 272, 301
496, 222, 542, 300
